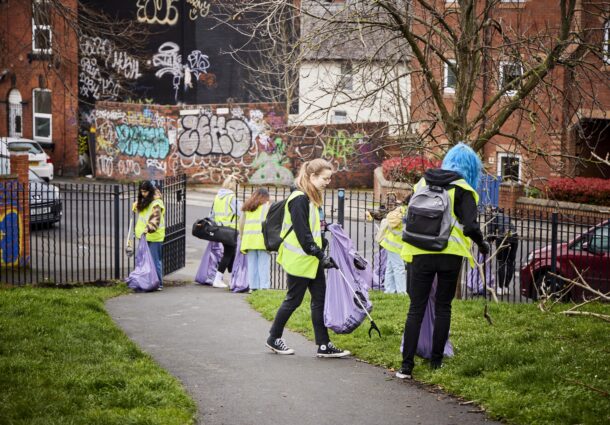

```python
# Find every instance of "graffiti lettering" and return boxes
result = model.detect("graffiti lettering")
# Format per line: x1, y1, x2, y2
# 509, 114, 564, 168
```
177, 112, 252, 158
96, 155, 114, 177
111, 50, 142, 80
153, 42, 210, 100
186, 0, 211, 20
117, 159, 141, 176
115, 125, 170, 159
136, 0, 179, 26
146, 159, 166, 172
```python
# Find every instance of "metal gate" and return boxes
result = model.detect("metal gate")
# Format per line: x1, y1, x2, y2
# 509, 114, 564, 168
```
0, 174, 187, 285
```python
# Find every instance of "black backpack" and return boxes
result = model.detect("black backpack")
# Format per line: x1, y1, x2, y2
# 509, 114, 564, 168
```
262, 199, 293, 252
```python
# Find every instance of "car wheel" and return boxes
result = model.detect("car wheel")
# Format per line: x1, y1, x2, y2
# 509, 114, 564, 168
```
534, 271, 571, 302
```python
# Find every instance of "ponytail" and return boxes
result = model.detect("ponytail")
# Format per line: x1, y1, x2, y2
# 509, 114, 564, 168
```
295, 159, 333, 207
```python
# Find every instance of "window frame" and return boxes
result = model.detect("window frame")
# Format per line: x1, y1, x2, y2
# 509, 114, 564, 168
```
496, 153, 522, 182
32, 0, 52, 55
32, 88, 53, 143
499, 61, 523, 97
444, 59, 457, 94
339, 62, 353, 91
604, 20, 610, 64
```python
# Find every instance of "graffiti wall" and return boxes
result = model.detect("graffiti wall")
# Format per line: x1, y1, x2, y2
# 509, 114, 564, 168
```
94, 101, 289, 184
0, 179, 27, 268
286, 123, 387, 188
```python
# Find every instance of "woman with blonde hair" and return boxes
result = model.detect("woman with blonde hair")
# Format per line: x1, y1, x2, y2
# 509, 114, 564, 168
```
266, 159, 350, 358
210, 174, 241, 288
239, 188, 271, 292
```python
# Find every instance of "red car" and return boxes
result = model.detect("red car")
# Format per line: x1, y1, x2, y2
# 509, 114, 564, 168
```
520, 219, 610, 300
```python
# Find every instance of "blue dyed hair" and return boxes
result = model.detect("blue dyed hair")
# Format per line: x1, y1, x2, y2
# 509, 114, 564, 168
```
441, 142, 482, 190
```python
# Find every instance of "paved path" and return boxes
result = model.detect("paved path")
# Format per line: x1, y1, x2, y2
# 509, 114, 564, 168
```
106, 285, 499, 425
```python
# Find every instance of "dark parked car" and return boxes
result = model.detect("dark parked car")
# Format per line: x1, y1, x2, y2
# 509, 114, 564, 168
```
520, 219, 610, 300
29, 169, 62, 226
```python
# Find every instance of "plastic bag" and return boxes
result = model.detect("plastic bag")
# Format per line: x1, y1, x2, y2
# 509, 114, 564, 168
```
195, 241, 224, 285
126, 235, 160, 292
466, 251, 495, 295
324, 224, 373, 334
230, 237, 249, 293
125, 214, 134, 257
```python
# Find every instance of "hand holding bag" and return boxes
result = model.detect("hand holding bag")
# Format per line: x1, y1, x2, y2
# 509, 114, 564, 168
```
192, 217, 238, 247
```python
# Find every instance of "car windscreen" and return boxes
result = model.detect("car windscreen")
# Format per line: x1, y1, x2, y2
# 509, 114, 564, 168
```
11, 142, 42, 154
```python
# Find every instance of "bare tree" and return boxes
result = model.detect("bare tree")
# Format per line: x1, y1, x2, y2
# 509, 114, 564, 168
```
216, 1, 610, 174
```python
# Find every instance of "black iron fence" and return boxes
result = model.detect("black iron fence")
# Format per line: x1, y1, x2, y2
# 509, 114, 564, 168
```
236, 186, 610, 302
0, 175, 186, 285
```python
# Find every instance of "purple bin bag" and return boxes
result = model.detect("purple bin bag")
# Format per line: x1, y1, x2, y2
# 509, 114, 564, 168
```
400, 277, 453, 359
372, 248, 387, 291
324, 224, 373, 334
195, 241, 224, 285
230, 237, 249, 293
126, 235, 160, 292
466, 251, 495, 295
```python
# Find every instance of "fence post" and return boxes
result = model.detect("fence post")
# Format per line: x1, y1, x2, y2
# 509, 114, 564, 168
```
550, 212, 558, 292
114, 185, 121, 280
337, 188, 345, 227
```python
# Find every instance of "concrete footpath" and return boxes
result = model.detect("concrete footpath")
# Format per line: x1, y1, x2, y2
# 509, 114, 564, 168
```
106, 285, 499, 425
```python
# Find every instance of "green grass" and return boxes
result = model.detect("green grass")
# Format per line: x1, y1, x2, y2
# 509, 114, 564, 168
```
0, 286, 197, 425
249, 290, 610, 425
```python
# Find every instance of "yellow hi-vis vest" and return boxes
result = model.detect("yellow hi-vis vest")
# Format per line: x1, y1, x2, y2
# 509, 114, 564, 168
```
212, 192, 237, 229
134, 199, 165, 242
380, 205, 406, 254
240, 203, 269, 253
277, 190, 322, 279
400, 178, 479, 267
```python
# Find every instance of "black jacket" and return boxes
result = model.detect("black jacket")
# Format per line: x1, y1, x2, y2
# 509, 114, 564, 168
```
423, 169, 485, 247
287, 194, 325, 260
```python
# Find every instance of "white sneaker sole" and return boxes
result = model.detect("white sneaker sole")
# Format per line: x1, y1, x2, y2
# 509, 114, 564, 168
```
266, 343, 295, 355
316, 350, 351, 358
212, 282, 228, 288
395, 371, 412, 379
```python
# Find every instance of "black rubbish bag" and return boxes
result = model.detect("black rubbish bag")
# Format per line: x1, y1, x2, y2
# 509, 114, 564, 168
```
192, 218, 238, 247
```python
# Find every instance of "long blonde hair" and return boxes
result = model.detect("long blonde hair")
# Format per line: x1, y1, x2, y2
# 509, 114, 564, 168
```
221, 175, 239, 190
295, 159, 333, 207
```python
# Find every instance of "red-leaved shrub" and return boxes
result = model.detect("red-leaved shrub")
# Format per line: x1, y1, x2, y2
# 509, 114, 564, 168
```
547, 177, 610, 206
381, 156, 441, 183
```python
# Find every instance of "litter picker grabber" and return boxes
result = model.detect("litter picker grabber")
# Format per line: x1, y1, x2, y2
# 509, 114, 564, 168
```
333, 264, 382, 338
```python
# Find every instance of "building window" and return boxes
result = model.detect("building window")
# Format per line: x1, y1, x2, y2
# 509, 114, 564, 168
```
339, 62, 353, 91
444, 59, 457, 94
32, 0, 52, 55
8, 89, 23, 138
603, 20, 610, 64
499, 61, 523, 96
331, 110, 348, 124
33, 89, 52, 142
497, 153, 521, 182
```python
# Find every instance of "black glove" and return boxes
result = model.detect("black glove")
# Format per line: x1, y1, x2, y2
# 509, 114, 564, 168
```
321, 256, 338, 269
478, 240, 491, 255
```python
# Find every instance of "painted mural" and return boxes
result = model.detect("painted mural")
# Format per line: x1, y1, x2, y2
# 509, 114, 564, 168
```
0, 180, 26, 268
93, 101, 290, 184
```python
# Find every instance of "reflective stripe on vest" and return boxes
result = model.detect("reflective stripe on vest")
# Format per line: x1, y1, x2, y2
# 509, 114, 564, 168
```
400, 178, 479, 267
380, 206, 406, 254
277, 190, 322, 279
134, 199, 165, 242
240, 203, 269, 253
213, 192, 237, 229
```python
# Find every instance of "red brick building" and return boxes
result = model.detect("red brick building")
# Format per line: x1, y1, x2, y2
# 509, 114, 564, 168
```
0, 0, 79, 176
409, 0, 610, 184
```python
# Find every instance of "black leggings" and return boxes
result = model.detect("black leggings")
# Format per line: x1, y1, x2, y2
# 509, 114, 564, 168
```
401, 254, 463, 369
218, 243, 236, 273
269, 266, 329, 345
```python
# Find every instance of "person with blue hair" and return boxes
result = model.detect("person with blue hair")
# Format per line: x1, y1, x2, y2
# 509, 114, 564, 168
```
396, 142, 490, 379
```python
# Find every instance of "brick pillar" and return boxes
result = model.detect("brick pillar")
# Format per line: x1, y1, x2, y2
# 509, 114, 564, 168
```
498, 181, 524, 212
9, 149, 30, 265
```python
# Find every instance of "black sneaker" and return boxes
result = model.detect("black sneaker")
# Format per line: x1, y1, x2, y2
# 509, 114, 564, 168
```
316, 342, 350, 358
266, 337, 295, 355
430, 361, 444, 370
395, 367, 412, 379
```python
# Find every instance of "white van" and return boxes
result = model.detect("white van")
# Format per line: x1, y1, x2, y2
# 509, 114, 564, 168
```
0, 138, 10, 175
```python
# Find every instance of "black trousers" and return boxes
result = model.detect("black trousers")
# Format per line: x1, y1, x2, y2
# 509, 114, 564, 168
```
495, 238, 518, 288
269, 266, 329, 345
401, 254, 463, 370
218, 243, 236, 273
